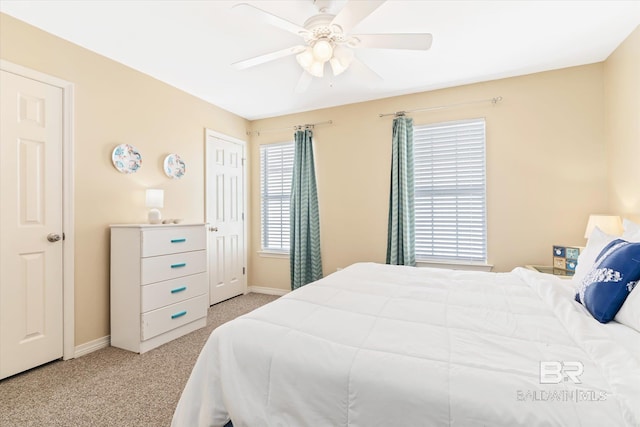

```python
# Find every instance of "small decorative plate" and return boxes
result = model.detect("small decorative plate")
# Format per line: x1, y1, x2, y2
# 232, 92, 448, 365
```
163, 154, 186, 179
111, 144, 142, 174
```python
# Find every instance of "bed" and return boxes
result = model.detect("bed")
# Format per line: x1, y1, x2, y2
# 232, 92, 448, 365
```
172, 262, 640, 426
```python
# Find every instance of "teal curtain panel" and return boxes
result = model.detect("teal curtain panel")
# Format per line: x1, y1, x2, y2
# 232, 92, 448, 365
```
386, 116, 416, 266
290, 129, 323, 290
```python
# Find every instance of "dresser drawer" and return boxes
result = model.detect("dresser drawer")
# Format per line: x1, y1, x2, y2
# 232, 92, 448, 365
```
141, 226, 206, 258
141, 294, 207, 341
141, 272, 207, 313
141, 250, 206, 285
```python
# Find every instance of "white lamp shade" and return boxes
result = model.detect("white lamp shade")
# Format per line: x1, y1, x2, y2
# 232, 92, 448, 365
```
296, 47, 314, 69
145, 189, 164, 208
308, 60, 324, 78
329, 46, 353, 76
297, 41, 355, 78
329, 57, 348, 76
584, 214, 622, 238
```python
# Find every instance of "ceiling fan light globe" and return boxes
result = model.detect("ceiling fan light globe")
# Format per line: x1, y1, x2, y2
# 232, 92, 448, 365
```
308, 60, 324, 78
312, 39, 333, 62
296, 47, 314, 69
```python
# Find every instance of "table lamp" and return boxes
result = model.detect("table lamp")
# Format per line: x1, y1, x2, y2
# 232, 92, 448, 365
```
146, 189, 164, 224
584, 214, 622, 238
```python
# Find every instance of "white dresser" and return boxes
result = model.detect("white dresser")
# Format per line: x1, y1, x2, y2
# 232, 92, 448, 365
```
110, 224, 208, 353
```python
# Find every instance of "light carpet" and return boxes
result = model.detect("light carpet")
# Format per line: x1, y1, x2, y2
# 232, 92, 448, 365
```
0, 292, 279, 427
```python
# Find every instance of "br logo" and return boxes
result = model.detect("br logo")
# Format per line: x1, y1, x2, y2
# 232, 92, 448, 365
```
539, 361, 584, 384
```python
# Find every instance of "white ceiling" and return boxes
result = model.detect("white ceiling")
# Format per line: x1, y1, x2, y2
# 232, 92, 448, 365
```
2, 1, 639, 120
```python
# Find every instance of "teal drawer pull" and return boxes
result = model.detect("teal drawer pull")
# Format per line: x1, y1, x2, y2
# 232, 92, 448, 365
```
171, 310, 187, 319
171, 238, 186, 243
171, 263, 186, 269
171, 286, 187, 294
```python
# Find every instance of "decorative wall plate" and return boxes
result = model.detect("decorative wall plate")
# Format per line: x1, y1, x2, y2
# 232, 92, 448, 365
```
164, 154, 186, 179
111, 144, 142, 174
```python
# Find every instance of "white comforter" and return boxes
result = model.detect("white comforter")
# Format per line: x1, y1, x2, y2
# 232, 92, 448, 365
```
172, 263, 640, 427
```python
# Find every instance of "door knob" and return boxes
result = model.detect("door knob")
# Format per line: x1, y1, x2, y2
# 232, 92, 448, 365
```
47, 233, 62, 242
209, 226, 218, 232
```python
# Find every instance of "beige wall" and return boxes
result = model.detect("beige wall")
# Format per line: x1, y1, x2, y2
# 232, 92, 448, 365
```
2, 12, 634, 344
605, 25, 640, 218
249, 64, 609, 290
0, 14, 249, 345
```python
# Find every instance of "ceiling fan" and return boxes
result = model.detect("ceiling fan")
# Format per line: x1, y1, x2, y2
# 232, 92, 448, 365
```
232, 0, 433, 92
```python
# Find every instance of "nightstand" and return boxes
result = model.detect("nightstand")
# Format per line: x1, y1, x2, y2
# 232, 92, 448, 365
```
525, 265, 574, 280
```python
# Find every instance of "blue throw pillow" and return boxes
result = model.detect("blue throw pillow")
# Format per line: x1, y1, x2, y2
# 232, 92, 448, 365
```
575, 239, 640, 323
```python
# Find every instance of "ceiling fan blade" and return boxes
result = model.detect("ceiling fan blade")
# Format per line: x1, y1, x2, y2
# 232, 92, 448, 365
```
232, 45, 306, 70
351, 33, 433, 50
295, 71, 313, 94
331, 0, 386, 34
233, 3, 308, 37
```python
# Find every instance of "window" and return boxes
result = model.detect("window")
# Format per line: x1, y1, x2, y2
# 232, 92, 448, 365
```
413, 118, 487, 263
260, 142, 294, 252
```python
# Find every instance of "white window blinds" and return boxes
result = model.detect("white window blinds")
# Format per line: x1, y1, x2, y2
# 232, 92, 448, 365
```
260, 142, 294, 251
413, 118, 487, 262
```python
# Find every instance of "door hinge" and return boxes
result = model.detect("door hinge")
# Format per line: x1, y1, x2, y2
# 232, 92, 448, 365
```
242, 212, 244, 221
243, 267, 246, 275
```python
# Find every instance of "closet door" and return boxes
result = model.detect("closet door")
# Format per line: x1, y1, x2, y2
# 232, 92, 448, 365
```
0, 70, 64, 379
206, 132, 247, 305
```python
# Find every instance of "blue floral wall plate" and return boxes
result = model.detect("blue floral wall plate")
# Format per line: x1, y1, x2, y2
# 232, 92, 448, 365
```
111, 144, 142, 174
164, 154, 186, 179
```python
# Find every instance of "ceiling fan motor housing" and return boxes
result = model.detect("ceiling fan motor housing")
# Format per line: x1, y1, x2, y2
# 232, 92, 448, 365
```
302, 14, 348, 45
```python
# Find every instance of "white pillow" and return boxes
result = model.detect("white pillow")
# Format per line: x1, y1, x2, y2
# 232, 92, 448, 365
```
622, 218, 640, 241
571, 226, 618, 289
626, 231, 640, 242
615, 284, 640, 332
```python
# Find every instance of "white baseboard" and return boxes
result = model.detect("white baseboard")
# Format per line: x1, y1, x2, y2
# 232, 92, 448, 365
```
247, 285, 289, 296
74, 335, 110, 358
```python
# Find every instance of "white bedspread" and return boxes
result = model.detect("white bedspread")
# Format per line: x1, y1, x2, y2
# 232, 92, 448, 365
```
172, 263, 640, 426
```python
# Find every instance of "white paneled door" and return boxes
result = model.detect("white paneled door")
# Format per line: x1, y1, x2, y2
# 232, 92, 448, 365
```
206, 131, 246, 305
0, 70, 64, 379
